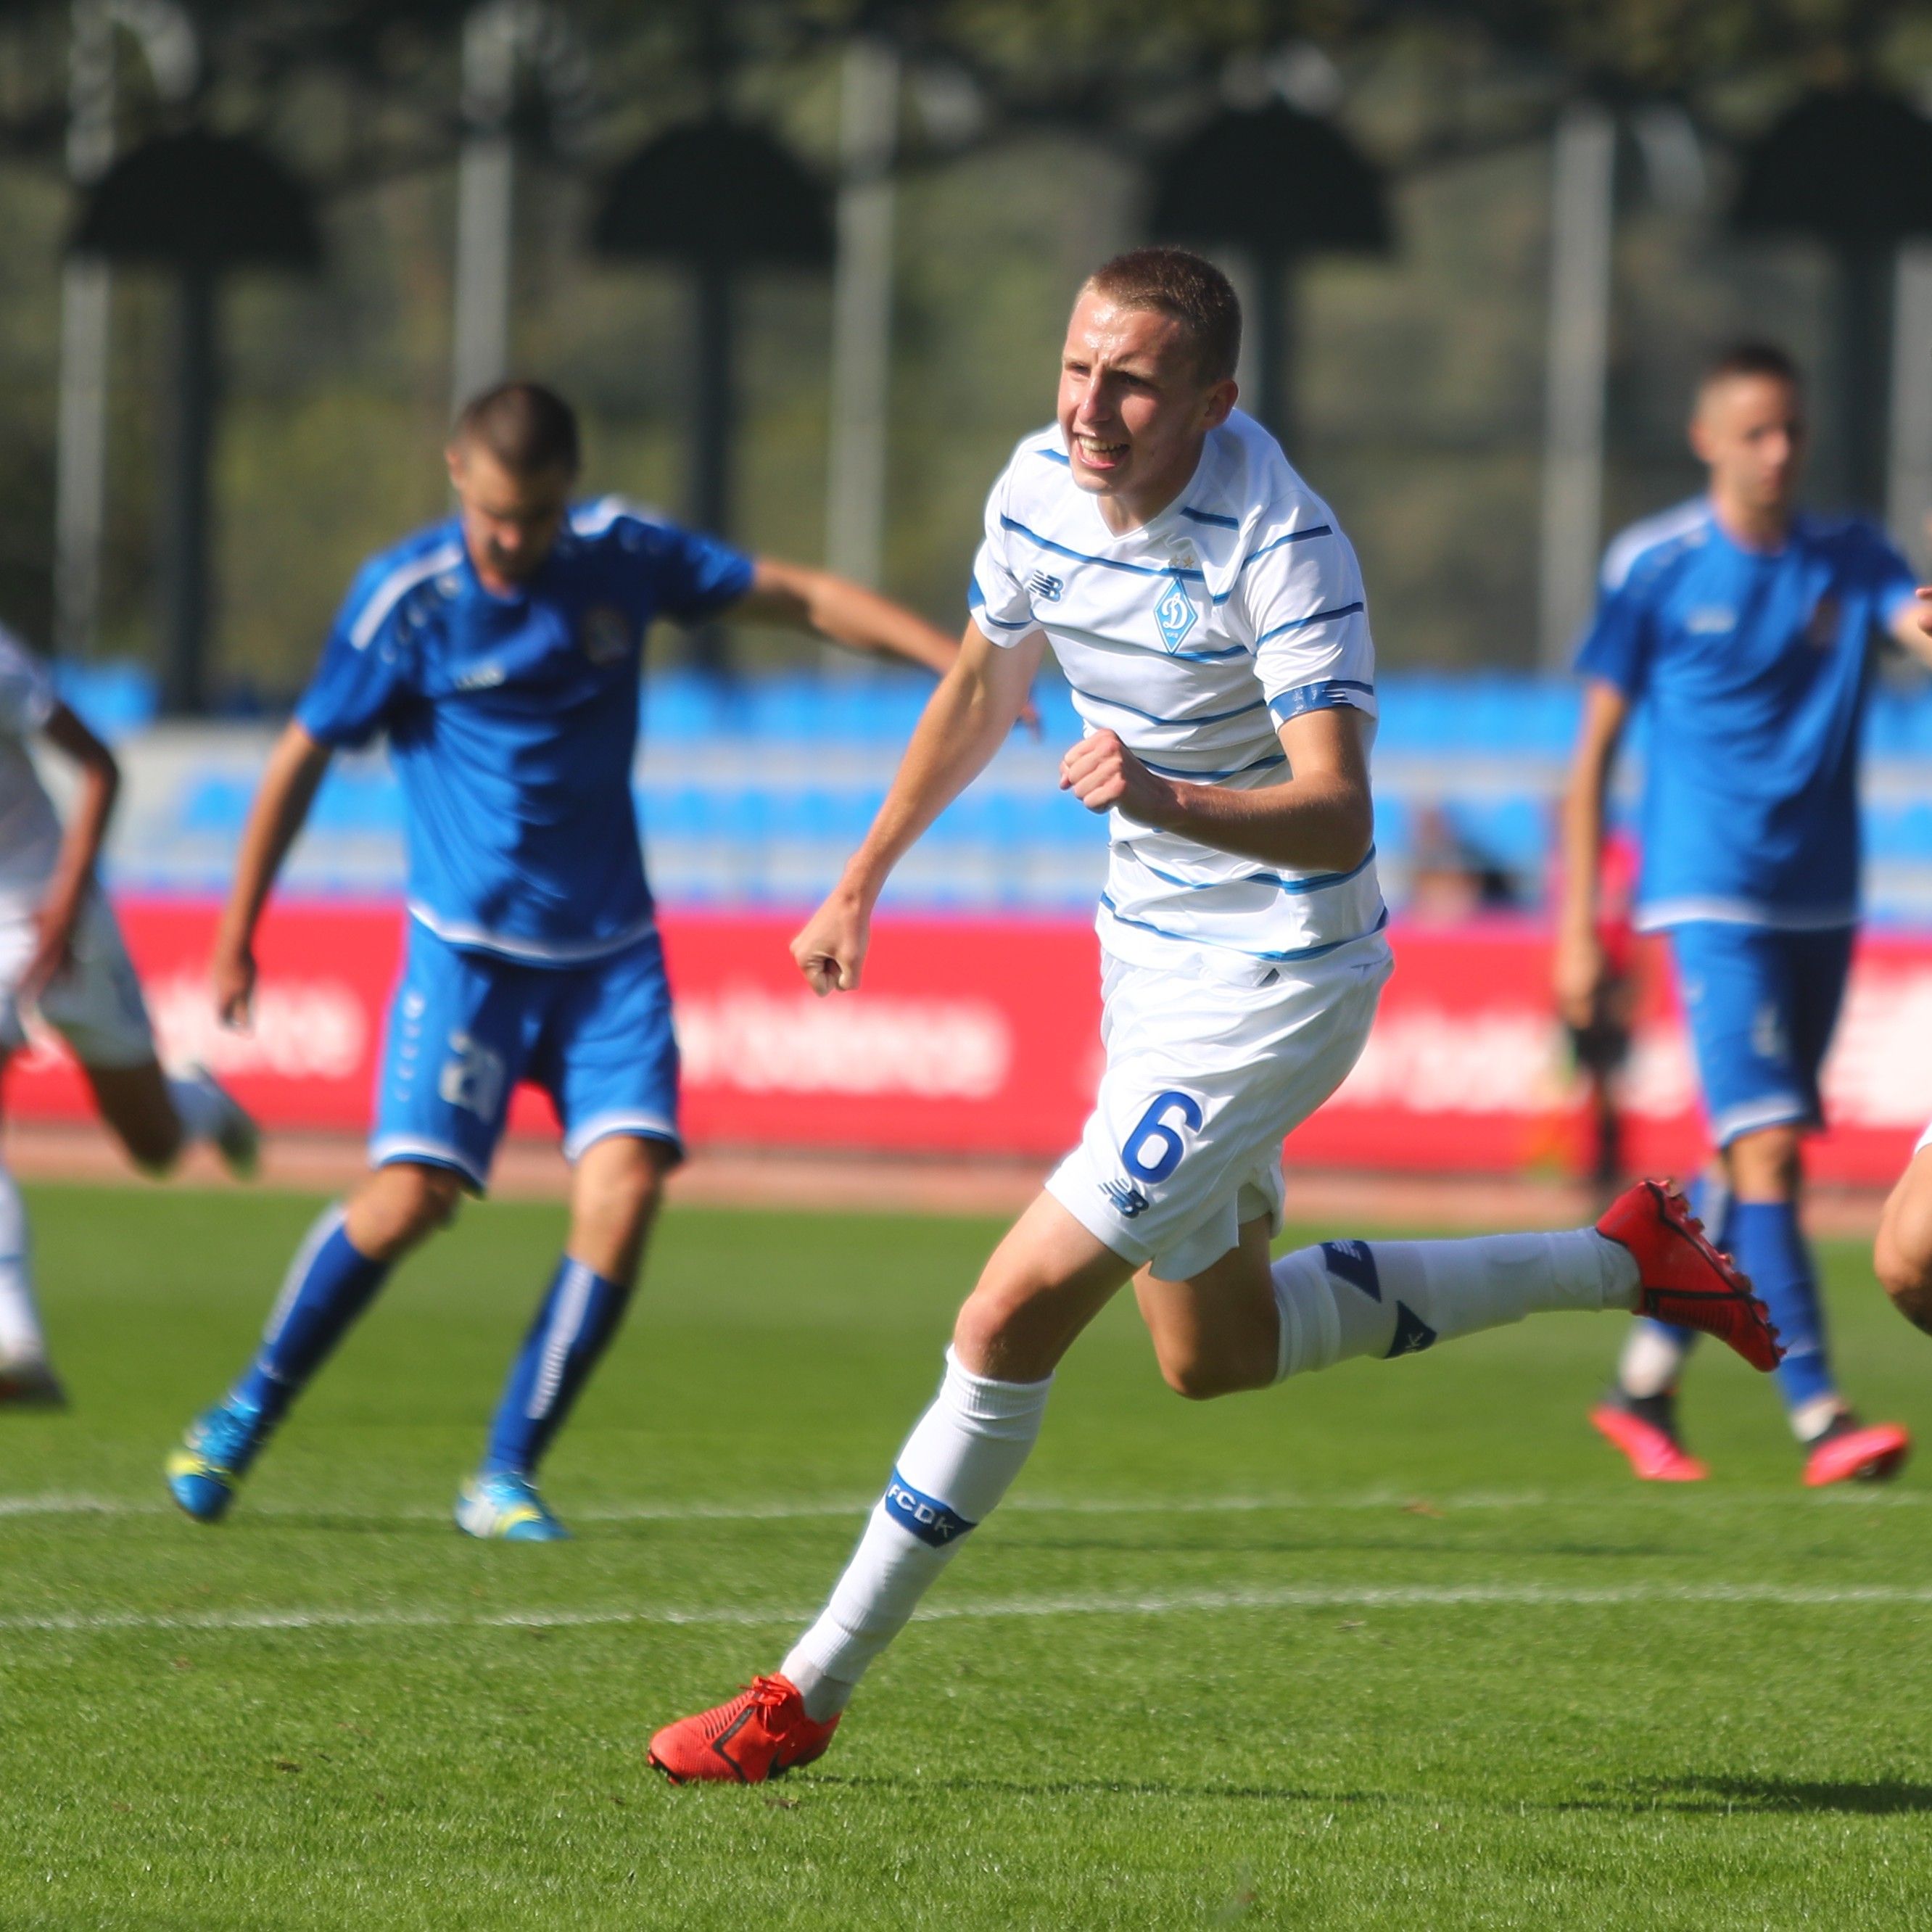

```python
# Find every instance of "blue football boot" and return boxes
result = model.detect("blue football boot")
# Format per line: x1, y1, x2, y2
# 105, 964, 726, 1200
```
455, 1470, 571, 1541
165, 1395, 269, 1522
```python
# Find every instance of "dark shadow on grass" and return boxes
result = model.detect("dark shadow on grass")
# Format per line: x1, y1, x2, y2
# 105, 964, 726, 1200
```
809, 1771, 1388, 1806
1559, 1775, 1932, 1817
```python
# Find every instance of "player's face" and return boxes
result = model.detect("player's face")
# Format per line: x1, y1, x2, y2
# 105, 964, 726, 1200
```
446, 442, 573, 591
1057, 290, 1235, 521
1691, 374, 1807, 516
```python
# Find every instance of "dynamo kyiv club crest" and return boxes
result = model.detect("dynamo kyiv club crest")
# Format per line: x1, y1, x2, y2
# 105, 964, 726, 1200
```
1154, 574, 1197, 652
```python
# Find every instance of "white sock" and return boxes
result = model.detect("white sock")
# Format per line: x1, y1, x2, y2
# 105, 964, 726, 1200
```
1790, 1393, 1844, 1444
165, 1072, 226, 1147
1273, 1230, 1640, 1380
0, 1163, 44, 1363
1617, 1320, 1692, 1400
781, 1347, 1052, 1722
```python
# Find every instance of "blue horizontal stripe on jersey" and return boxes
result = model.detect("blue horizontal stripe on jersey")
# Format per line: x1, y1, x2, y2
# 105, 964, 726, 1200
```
1000, 516, 1206, 582
1037, 446, 1070, 465
1168, 642, 1251, 662
967, 574, 1034, 629
1065, 681, 1268, 727
1241, 526, 1332, 569
1136, 749, 1287, 782
1207, 526, 1337, 604
1255, 600, 1365, 646
1124, 841, 1379, 896
1268, 677, 1376, 723
1181, 505, 1240, 529
1098, 896, 1390, 963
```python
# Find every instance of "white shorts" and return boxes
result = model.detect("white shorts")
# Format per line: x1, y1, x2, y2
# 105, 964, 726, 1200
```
0, 890, 156, 1070
1046, 930, 1392, 1282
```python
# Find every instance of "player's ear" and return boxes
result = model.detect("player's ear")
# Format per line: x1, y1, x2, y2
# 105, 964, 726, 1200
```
1202, 376, 1238, 431
444, 441, 466, 492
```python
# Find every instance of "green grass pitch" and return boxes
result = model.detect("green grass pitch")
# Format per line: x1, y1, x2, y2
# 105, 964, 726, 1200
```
3, 1181, 1932, 1928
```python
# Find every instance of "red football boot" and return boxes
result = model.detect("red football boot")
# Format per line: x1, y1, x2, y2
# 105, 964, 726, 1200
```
648, 1674, 841, 1785
1598, 1179, 1782, 1371
1802, 1415, 1912, 1487
1589, 1390, 1709, 1482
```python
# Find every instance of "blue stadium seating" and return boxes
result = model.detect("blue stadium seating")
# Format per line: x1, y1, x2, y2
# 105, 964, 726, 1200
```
60, 661, 1932, 923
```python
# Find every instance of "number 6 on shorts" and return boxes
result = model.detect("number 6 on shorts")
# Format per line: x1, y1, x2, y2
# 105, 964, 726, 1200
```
1123, 1089, 1204, 1184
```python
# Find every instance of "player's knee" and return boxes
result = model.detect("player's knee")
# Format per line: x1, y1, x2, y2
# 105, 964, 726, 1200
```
1157, 1346, 1263, 1402
357, 1164, 464, 1256
1874, 1224, 1932, 1337
573, 1140, 666, 1231
1727, 1126, 1802, 1199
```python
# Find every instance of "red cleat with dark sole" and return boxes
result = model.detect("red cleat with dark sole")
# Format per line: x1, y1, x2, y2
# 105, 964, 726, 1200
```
1590, 1395, 1709, 1482
1803, 1418, 1911, 1488
649, 1674, 840, 1785
1598, 1179, 1783, 1372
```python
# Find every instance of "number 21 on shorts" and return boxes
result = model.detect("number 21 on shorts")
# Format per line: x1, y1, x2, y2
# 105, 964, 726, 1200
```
1123, 1089, 1203, 1183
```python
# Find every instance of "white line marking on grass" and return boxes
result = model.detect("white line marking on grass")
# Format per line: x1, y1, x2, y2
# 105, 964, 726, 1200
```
5, 1580, 1932, 1638
0, 1487, 1924, 1525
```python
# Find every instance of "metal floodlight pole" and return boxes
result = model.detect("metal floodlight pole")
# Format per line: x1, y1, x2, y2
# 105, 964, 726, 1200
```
1838, 246, 1892, 514
54, 0, 115, 661
824, 32, 900, 593
452, 0, 520, 412
1537, 100, 1617, 670
1889, 243, 1932, 566
159, 266, 215, 714
1250, 247, 1291, 451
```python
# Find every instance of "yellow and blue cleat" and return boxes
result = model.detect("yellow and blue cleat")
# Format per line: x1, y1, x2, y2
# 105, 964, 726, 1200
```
165, 1396, 268, 1522
455, 1470, 570, 1541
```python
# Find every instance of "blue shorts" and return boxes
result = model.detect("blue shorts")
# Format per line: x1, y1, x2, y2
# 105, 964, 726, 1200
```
1667, 922, 1854, 1147
371, 920, 681, 1190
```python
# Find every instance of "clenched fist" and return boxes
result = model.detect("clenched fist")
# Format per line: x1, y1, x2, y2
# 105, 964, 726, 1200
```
1058, 729, 1176, 825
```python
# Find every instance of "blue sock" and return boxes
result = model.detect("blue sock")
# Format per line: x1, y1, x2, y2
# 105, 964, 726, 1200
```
482, 1258, 631, 1477
1727, 1200, 1834, 1411
233, 1206, 391, 1427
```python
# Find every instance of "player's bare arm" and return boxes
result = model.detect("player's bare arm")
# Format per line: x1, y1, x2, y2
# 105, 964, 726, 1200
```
733, 558, 960, 677
211, 720, 334, 1027
1552, 678, 1630, 1028
22, 703, 120, 1002
1887, 585, 1932, 667
793, 622, 1045, 996
1059, 706, 1372, 875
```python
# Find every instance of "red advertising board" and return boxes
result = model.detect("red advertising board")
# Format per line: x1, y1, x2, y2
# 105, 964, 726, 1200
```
7, 898, 1929, 1186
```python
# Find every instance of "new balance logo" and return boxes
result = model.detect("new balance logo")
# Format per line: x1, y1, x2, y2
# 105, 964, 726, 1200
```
1100, 1177, 1150, 1218
1028, 571, 1064, 603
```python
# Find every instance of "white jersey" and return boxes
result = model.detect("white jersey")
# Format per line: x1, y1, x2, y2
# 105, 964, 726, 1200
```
0, 627, 62, 910
970, 411, 1385, 978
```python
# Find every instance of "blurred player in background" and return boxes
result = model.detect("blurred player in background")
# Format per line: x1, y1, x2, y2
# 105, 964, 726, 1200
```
648, 250, 1779, 1784
165, 381, 959, 1537
1559, 826, 1640, 1203
0, 626, 256, 1405
1559, 343, 1932, 1486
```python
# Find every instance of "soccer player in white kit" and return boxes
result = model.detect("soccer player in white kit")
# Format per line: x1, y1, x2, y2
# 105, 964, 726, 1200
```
0, 625, 255, 1405
648, 249, 1779, 1783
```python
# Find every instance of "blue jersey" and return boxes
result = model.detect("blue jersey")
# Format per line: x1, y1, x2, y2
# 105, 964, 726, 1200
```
297, 497, 753, 963
1576, 498, 1917, 931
